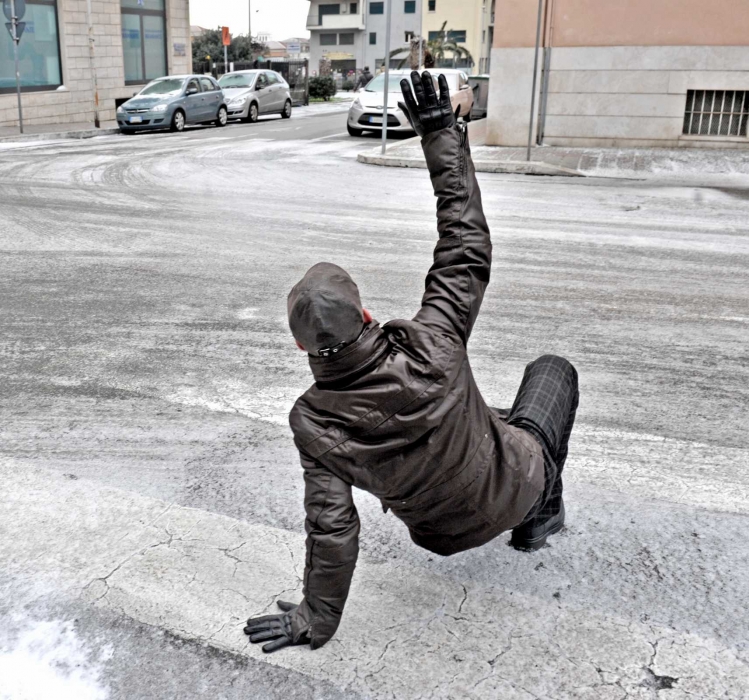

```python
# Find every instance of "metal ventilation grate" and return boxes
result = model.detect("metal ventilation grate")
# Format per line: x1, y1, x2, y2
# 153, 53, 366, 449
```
683, 90, 749, 137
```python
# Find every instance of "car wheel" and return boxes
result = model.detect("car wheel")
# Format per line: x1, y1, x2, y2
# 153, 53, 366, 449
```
245, 102, 259, 123
216, 105, 228, 127
281, 100, 292, 119
347, 124, 364, 137
170, 110, 186, 132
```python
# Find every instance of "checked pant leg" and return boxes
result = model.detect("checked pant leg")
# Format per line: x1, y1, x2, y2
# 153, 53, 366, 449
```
506, 355, 579, 524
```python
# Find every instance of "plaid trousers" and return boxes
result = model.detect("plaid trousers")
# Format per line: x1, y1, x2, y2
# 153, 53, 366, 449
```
494, 355, 579, 526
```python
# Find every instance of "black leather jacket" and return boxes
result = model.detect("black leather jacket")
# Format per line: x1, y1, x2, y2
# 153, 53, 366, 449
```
287, 123, 545, 648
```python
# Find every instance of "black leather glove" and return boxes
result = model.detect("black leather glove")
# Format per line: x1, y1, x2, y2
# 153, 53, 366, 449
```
244, 600, 309, 653
398, 70, 459, 138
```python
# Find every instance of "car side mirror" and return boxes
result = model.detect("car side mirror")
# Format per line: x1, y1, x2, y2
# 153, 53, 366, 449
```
256, 83, 263, 90
186, 86, 198, 95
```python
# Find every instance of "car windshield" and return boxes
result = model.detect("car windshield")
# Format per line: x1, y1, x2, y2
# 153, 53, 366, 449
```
219, 73, 257, 89
433, 73, 459, 90
364, 73, 414, 93
139, 79, 185, 96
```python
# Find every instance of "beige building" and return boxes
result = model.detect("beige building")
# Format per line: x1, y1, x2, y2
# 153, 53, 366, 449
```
422, 0, 494, 73
0, 0, 192, 129
487, 0, 749, 148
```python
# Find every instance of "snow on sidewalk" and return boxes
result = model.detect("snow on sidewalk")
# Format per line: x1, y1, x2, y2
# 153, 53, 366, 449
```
2, 461, 748, 699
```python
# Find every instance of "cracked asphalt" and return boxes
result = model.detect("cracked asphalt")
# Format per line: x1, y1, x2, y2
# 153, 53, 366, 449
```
1, 110, 748, 699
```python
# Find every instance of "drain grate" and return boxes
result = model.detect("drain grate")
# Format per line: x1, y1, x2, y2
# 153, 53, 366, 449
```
683, 90, 749, 137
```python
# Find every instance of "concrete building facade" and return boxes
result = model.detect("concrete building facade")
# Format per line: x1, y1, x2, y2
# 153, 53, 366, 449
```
487, 0, 749, 148
421, 0, 494, 73
0, 0, 191, 129
307, 1, 421, 75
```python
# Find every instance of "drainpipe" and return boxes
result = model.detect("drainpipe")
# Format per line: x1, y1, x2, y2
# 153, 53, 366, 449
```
85, 0, 100, 128
537, 0, 554, 145
526, 0, 543, 161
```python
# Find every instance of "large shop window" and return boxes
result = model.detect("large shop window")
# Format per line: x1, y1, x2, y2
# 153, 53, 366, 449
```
0, 0, 61, 94
121, 0, 167, 85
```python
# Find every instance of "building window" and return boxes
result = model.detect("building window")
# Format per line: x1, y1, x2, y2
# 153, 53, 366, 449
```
339, 33, 355, 45
0, 0, 62, 93
405, 31, 414, 42
320, 3, 341, 16
404, 0, 416, 12
121, 0, 167, 85
320, 33, 337, 46
683, 90, 749, 136
428, 0, 436, 10
370, 2, 384, 14
428, 29, 466, 43
350, 2, 358, 12
369, 32, 377, 44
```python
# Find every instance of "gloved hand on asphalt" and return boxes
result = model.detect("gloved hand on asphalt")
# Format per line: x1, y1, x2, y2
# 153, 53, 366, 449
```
398, 70, 460, 138
244, 600, 309, 653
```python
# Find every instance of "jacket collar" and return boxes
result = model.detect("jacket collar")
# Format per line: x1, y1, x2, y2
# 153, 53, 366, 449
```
308, 320, 389, 385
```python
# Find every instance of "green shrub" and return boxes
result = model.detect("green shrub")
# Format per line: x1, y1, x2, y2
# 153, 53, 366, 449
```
309, 76, 337, 101
342, 80, 354, 92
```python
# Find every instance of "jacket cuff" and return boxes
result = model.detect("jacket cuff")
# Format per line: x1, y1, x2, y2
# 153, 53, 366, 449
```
420, 123, 465, 174
291, 598, 338, 650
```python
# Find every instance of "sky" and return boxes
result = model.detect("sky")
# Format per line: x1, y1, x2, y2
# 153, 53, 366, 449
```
189, 0, 311, 41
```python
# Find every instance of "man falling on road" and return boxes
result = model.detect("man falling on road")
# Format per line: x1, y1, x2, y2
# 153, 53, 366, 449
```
244, 72, 579, 653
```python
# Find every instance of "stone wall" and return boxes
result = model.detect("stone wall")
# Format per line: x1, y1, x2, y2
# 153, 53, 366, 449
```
0, 0, 191, 128
487, 44, 749, 148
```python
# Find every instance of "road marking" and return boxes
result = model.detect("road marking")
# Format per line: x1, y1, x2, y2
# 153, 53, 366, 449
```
310, 132, 349, 142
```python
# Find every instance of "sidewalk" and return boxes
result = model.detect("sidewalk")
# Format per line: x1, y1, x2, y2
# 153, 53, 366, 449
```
3, 460, 748, 699
359, 119, 749, 185
0, 120, 119, 144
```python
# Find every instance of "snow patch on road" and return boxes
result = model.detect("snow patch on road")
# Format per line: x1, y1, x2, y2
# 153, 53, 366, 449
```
0, 618, 112, 700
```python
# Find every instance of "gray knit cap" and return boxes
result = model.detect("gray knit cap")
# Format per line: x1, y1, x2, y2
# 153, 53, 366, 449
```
287, 262, 364, 356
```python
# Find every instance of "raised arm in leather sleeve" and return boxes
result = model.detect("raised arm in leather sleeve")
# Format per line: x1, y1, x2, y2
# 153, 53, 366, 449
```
290, 451, 360, 649
411, 91, 492, 345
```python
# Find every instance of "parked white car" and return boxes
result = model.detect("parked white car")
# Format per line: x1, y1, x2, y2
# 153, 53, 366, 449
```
218, 70, 293, 123
347, 68, 474, 137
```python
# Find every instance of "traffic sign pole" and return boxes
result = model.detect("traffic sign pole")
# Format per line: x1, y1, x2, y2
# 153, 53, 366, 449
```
10, 0, 24, 133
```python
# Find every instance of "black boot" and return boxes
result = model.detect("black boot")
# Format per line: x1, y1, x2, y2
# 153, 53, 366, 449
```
510, 500, 565, 551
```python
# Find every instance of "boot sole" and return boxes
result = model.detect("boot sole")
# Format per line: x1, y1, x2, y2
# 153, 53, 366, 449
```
510, 518, 565, 551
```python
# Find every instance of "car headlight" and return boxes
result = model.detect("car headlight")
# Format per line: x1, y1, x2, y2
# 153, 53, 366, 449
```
230, 96, 248, 106
353, 97, 362, 109
117, 105, 124, 113
152, 104, 168, 112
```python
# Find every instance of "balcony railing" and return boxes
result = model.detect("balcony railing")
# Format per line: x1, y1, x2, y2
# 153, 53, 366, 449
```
306, 13, 365, 30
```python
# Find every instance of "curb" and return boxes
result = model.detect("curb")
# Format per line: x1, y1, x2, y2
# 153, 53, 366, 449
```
357, 151, 584, 177
0, 127, 120, 144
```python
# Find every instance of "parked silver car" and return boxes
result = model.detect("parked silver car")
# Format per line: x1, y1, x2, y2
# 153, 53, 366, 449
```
218, 70, 293, 123
117, 75, 228, 133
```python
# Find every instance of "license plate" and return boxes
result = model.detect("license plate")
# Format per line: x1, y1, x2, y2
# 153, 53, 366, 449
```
129, 116, 142, 124
368, 116, 382, 124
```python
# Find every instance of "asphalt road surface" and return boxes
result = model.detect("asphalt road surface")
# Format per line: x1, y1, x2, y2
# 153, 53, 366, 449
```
1, 107, 748, 700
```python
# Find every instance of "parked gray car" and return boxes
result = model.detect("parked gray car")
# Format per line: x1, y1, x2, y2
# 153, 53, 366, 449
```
218, 70, 293, 123
117, 75, 228, 133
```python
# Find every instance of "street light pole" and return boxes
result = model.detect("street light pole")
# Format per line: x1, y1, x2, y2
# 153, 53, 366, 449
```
380, 0, 393, 155
418, 0, 423, 68
85, 0, 100, 128
248, 0, 251, 42
10, 0, 24, 133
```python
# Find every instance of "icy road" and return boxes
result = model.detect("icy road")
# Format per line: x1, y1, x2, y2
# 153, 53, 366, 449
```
1, 111, 748, 699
